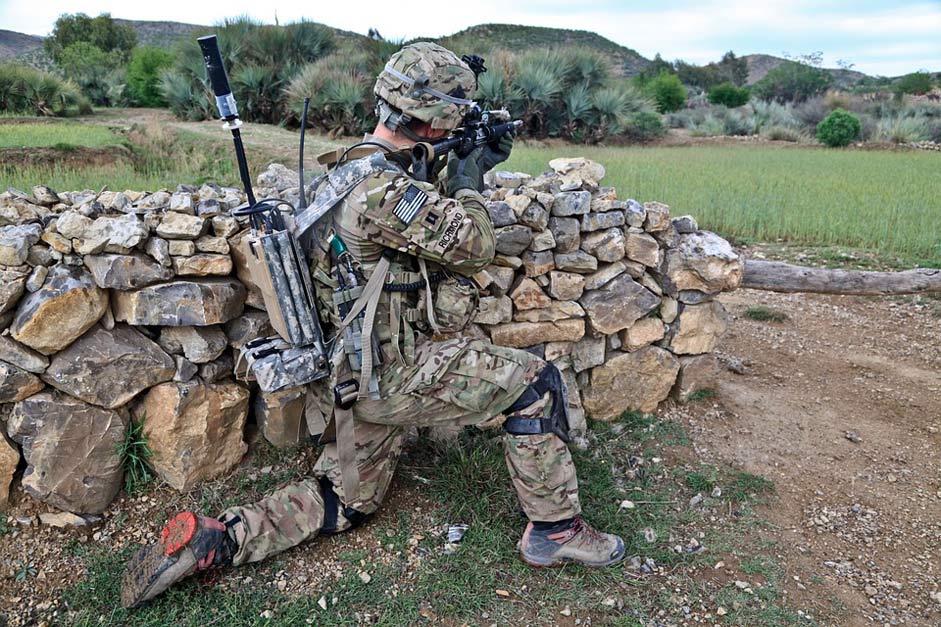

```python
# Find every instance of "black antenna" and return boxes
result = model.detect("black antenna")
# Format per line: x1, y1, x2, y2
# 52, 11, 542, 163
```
298, 97, 310, 209
198, 35, 256, 206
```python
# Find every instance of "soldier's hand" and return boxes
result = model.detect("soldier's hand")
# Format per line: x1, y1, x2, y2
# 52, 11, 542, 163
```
446, 146, 485, 196
479, 131, 514, 172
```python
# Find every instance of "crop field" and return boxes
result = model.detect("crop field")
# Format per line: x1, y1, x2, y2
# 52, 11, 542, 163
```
506, 144, 941, 265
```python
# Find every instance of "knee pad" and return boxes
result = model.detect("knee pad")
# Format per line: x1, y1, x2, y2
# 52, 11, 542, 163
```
318, 476, 370, 535
503, 363, 571, 443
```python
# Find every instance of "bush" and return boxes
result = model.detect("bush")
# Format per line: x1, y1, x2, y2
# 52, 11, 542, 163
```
875, 116, 930, 143
0, 63, 90, 116
816, 109, 861, 147
752, 61, 832, 103
127, 47, 173, 107
894, 71, 934, 96
623, 111, 665, 142
647, 71, 687, 113
708, 82, 750, 108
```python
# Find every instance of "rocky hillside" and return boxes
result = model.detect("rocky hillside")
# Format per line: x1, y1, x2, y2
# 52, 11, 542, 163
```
744, 53, 869, 86
0, 30, 42, 60
112, 19, 205, 48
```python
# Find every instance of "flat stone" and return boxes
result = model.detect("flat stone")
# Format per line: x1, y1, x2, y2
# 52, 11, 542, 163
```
169, 192, 194, 214
580, 274, 660, 335
551, 191, 591, 217
619, 317, 666, 352
84, 253, 175, 290
224, 310, 274, 349
673, 215, 699, 234
172, 253, 233, 276
514, 301, 584, 322
112, 278, 245, 326
572, 335, 605, 373
657, 231, 743, 295
158, 326, 228, 363
41, 231, 71, 254
665, 301, 728, 355
0, 434, 18, 508
0, 266, 29, 314
530, 229, 556, 252
489, 319, 585, 348
673, 354, 720, 402
195, 235, 230, 254
677, 290, 712, 304
137, 381, 249, 491
519, 203, 549, 231
643, 201, 671, 231
554, 251, 598, 273
0, 223, 42, 266
0, 360, 44, 402
548, 217, 580, 253
521, 250, 555, 277
144, 236, 172, 267
625, 232, 661, 267
548, 271, 585, 301
475, 295, 512, 325
11, 265, 108, 354
583, 261, 629, 292
9, 392, 126, 514
98, 191, 129, 213
31, 185, 61, 206
255, 386, 308, 448
211, 215, 239, 238
168, 240, 196, 256
494, 225, 533, 256
581, 228, 625, 263
580, 211, 624, 232
510, 277, 552, 310
54, 211, 93, 240
582, 347, 680, 419
81, 214, 149, 253
0, 336, 48, 373
156, 212, 207, 240
43, 324, 175, 409
549, 158, 605, 189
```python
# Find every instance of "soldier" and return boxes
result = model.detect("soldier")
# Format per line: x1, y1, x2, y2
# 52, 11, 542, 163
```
121, 42, 625, 609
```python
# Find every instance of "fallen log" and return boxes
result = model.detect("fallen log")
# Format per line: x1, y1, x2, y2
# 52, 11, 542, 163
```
742, 260, 941, 295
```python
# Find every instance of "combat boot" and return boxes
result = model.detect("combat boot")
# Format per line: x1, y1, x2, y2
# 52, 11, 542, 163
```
121, 511, 238, 609
518, 515, 625, 568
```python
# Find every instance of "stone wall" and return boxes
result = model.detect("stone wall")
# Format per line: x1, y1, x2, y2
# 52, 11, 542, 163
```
0, 157, 742, 515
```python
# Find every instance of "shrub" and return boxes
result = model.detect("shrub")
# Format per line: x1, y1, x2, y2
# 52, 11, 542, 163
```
875, 116, 930, 143
761, 124, 807, 142
623, 110, 665, 142
647, 71, 687, 113
708, 82, 750, 108
816, 109, 861, 147
894, 71, 934, 96
752, 61, 832, 103
127, 47, 173, 107
0, 63, 90, 116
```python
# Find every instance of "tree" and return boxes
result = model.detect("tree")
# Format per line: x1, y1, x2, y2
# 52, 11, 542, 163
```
708, 82, 750, 107
752, 61, 832, 103
894, 71, 934, 96
718, 51, 748, 86
44, 13, 137, 64
648, 70, 686, 113
127, 47, 173, 107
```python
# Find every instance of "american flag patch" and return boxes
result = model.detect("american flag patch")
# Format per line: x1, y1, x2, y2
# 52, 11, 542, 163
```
392, 185, 428, 225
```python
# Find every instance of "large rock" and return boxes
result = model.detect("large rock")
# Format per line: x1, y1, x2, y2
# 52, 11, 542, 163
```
8, 392, 126, 513
0, 266, 29, 314
665, 301, 728, 355
494, 225, 533, 256
571, 335, 605, 373
548, 217, 580, 253
158, 326, 227, 363
582, 347, 680, 419
255, 386, 308, 448
11, 265, 108, 354
155, 212, 207, 240
489, 319, 584, 348
78, 214, 149, 253
673, 354, 720, 402
137, 381, 249, 491
619, 317, 666, 352
579, 275, 660, 335
657, 231, 743, 295
625, 231, 662, 267
0, 434, 18, 509
0, 223, 42, 266
112, 278, 245, 326
580, 228, 625, 263
549, 158, 605, 190
551, 191, 591, 217
0, 360, 44, 402
42, 325, 174, 408
84, 253, 174, 289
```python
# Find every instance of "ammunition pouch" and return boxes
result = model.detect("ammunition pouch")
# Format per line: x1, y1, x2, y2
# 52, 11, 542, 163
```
235, 336, 329, 393
430, 275, 479, 334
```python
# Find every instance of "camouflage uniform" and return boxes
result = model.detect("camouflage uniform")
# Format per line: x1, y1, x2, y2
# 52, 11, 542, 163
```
221, 136, 581, 565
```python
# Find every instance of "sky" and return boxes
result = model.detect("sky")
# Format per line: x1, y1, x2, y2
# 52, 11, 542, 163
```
2, 0, 939, 76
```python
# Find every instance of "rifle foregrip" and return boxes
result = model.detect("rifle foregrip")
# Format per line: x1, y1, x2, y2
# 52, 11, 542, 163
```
197, 35, 238, 120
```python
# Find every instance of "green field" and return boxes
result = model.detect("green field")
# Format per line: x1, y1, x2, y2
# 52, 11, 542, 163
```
506, 144, 941, 264
0, 122, 121, 149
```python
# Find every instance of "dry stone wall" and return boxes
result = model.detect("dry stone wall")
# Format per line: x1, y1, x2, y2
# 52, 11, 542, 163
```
0, 157, 742, 516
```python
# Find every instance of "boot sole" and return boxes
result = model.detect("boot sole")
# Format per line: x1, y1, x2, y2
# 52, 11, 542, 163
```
520, 551, 627, 568
121, 513, 200, 609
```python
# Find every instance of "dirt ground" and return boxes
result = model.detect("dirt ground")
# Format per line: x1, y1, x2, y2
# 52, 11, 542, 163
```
680, 286, 941, 625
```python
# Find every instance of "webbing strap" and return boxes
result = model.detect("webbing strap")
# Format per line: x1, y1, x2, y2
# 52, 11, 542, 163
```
382, 64, 477, 107
334, 400, 360, 502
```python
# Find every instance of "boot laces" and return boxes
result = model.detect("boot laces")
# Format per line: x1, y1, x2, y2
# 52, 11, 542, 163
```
570, 516, 606, 546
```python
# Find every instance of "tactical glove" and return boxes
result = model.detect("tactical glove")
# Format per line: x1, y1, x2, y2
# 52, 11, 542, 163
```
479, 131, 514, 173
446, 146, 485, 196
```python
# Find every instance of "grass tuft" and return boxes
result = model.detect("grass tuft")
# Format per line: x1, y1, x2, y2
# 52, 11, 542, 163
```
117, 419, 154, 496
745, 305, 790, 323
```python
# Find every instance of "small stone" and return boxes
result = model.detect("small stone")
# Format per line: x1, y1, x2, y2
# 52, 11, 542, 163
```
510, 277, 551, 310
580, 211, 624, 232
521, 250, 555, 277
0, 223, 42, 266
168, 240, 196, 256
551, 191, 591, 217
660, 296, 678, 323
195, 235, 230, 254
529, 229, 556, 252
560, 606, 572, 617
505, 194, 531, 217
475, 295, 512, 325
624, 232, 661, 267
358, 571, 372, 584
486, 265, 515, 296
486, 201, 517, 227
619, 317, 666, 352
0, 336, 48, 373
494, 225, 532, 256
672, 215, 698, 233
40, 231, 71, 254
0, 360, 44, 402
54, 211, 93, 239
619, 500, 635, 510
554, 251, 597, 273
224, 310, 274, 348
39, 511, 88, 527
513, 300, 584, 322
716, 607, 727, 617
580, 228, 625, 263
169, 192, 194, 214
689, 493, 704, 508
495, 589, 510, 598
158, 326, 228, 363
548, 217, 580, 253
571, 335, 605, 373
172, 254, 233, 277
198, 353, 234, 383
518, 203, 549, 231
25, 265, 48, 292
31, 186, 61, 206
156, 212, 207, 240
173, 356, 198, 382
548, 271, 585, 300
196, 199, 222, 217
138, 191, 171, 212
144, 237, 172, 267
211, 215, 239, 238
643, 201, 670, 231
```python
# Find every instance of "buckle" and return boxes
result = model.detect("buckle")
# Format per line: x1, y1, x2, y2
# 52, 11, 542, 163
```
334, 380, 359, 409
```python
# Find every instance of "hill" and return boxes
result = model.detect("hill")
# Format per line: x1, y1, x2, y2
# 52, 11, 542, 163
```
0, 29, 43, 60
744, 53, 869, 87
426, 23, 650, 77
113, 19, 205, 49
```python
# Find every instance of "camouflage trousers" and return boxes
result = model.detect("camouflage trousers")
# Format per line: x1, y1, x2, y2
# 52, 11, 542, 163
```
222, 338, 582, 565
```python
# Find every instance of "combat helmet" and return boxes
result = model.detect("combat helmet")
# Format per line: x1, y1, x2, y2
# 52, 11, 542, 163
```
374, 42, 477, 133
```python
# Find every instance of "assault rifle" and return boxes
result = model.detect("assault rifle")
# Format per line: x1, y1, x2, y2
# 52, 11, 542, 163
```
410, 106, 523, 182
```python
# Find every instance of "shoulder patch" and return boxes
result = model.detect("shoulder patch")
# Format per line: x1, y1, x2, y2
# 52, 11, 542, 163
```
392, 184, 429, 225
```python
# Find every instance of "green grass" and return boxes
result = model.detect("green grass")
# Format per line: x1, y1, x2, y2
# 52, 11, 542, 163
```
117, 419, 154, 496
744, 305, 790, 323
507, 144, 941, 264
0, 122, 120, 149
